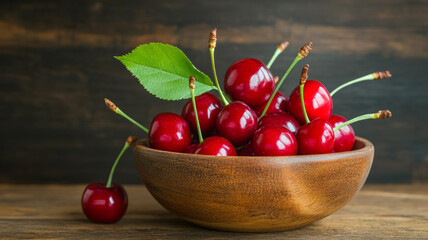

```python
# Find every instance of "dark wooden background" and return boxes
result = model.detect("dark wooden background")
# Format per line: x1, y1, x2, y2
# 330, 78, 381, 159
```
1, 0, 427, 184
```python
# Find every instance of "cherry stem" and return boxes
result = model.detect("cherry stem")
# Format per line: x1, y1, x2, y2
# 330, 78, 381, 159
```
189, 76, 203, 143
333, 110, 392, 132
266, 41, 289, 69
330, 71, 391, 97
104, 98, 149, 133
209, 29, 229, 106
260, 42, 312, 118
299, 65, 311, 124
260, 57, 300, 118
106, 136, 137, 188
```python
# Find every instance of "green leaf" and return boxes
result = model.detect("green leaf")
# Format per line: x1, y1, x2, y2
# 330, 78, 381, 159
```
115, 43, 215, 100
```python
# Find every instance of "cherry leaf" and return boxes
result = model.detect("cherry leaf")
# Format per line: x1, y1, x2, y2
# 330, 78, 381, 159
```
115, 43, 215, 100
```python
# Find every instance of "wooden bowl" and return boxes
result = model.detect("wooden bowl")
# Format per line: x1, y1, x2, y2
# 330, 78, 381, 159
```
133, 137, 374, 232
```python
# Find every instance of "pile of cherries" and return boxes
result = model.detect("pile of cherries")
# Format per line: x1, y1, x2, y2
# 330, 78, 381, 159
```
82, 28, 392, 224
106, 29, 391, 157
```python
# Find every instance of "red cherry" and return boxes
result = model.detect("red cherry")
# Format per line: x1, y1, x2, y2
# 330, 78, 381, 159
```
194, 136, 237, 156
252, 126, 298, 156
181, 93, 222, 135
296, 118, 335, 155
237, 143, 254, 156
255, 92, 288, 116
224, 58, 275, 108
81, 183, 128, 223
288, 80, 332, 125
258, 112, 300, 135
216, 101, 258, 146
328, 114, 355, 152
149, 113, 191, 152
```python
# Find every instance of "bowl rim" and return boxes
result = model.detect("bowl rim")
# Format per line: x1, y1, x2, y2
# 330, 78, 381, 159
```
134, 136, 374, 163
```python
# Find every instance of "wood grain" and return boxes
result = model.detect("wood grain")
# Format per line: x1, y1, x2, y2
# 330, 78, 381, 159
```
0, 184, 427, 239
133, 137, 374, 232
0, 0, 427, 183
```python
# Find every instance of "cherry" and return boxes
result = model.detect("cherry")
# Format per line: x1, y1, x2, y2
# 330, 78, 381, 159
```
224, 58, 274, 108
252, 125, 298, 156
216, 101, 258, 146
194, 136, 237, 156
254, 92, 288, 117
296, 118, 335, 155
149, 113, 191, 152
328, 114, 355, 152
82, 183, 128, 224
258, 112, 300, 135
82, 136, 136, 223
288, 80, 332, 125
288, 70, 392, 124
181, 92, 222, 135
104, 99, 191, 153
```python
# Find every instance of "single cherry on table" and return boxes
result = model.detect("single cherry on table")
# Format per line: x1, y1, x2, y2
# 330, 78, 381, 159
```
81, 183, 128, 224
82, 136, 137, 223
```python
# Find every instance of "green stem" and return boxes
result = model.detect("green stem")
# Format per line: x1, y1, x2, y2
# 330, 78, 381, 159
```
116, 108, 149, 133
260, 56, 300, 118
333, 113, 376, 132
106, 142, 130, 188
266, 48, 282, 69
300, 84, 310, 124
330, 74, 373, 97
209, 48, 229, 106
190, 88, 203, 143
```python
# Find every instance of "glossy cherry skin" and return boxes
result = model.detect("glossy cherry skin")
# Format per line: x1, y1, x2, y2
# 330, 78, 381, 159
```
181, 93, 222, 135
329, 114, 355, 152
194, 136, 237, 156
81, 183, 128, 223
258, 112, 300, 135
288, 80, 333, 125
255, 92, 288, 117
216, 101, 258, 146
224, 58, 275, 108
296, 118, 335, 155
149, 113, 191, 152
252, 126, 298, 156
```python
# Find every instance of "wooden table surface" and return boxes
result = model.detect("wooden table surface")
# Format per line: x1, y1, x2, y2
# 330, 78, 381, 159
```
0, 184, 427, 239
